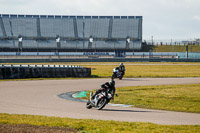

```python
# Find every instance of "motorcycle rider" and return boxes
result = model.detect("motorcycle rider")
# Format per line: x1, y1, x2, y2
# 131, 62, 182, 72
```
91, 80, 116, 100
119, 63, 125, 75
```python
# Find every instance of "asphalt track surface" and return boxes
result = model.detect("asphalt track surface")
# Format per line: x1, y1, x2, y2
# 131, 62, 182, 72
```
0, 78, 200, 125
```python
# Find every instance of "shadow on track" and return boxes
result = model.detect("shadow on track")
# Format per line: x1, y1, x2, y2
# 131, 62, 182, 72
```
102, 109, 153, 113
119, 78, 148, 81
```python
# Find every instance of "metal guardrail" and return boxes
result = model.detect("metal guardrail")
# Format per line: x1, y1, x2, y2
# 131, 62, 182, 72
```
0, 52, 200, 58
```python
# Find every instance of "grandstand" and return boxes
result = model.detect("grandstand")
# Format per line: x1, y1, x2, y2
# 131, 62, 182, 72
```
0, 14, 142, 55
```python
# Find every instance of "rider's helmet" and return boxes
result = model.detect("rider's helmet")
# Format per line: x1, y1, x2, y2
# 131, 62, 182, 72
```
120, 63, 123, 66
109, 80, 115, 87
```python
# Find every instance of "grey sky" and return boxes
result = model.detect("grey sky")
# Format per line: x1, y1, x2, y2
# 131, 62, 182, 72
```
0, 0, 200, 41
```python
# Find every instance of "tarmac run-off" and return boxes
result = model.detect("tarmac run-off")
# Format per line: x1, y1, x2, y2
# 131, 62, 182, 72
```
0, 78, 200, 125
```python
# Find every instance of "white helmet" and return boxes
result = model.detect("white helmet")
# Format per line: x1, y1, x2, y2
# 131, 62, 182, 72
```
120, 63, 123, 66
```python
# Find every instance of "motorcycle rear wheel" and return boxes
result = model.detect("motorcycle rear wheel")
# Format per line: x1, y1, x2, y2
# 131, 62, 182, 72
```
86, 101, 92, 109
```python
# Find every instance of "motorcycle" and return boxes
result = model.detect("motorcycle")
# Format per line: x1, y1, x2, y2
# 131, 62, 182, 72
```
112, 67, 124, 80
86, 91, 115, 110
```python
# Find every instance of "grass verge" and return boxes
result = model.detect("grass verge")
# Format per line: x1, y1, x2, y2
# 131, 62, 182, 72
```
0, 113, 200, 133
86, 64, 200, 78
2, 62, 200, 78
114, 84, 200, 113
153, 45, 200, 52
84, 84, 200, 113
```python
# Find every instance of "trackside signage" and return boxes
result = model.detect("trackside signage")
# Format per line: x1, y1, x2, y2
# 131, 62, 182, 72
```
83, 52, 109, 56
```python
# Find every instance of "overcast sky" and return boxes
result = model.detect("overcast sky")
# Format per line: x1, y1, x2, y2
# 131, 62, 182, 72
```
0, 0, 200, 41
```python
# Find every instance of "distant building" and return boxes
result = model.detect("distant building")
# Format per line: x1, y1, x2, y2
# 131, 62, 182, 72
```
0, 14, 143, 56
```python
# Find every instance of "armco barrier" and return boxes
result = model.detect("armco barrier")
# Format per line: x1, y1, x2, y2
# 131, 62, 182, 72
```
0, 65, 91, 79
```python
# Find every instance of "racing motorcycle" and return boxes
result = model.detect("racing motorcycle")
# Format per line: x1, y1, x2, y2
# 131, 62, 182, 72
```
112, 67, 124, 80
86, 91, 115, 110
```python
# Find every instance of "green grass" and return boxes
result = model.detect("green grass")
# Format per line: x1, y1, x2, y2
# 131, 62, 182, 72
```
111, 84, 200, 113
86, 64, 200, 78
153, 45, 200, 52
3, 62, 200, 78
0, 113, 200, 133
83, 84, 200, 113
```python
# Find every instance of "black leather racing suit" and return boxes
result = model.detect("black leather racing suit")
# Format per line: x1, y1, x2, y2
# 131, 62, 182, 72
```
119, 65, 125, 75
93, 82, 115, 99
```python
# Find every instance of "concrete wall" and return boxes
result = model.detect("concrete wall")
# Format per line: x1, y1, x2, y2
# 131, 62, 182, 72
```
0, 65, 91, 79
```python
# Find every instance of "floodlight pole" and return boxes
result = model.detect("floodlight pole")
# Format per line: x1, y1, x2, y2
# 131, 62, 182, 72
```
151, 36, 154, 45
18, 35, 23, 53
126, 36, 130, 49
56, 35, 60, 56
186, 45, 189, 58
88, 35, 93, 49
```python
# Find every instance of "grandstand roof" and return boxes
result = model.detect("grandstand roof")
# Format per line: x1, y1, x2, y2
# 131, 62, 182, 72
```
0, 14, 142, 19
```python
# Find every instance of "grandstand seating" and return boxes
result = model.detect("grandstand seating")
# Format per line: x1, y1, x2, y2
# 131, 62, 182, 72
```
0, 14, 142, 52
11, 18, 37, 37
0, 40, 14, 48
40, 18, 75, 38
77, 19, 110, 38
22, 40, 37, 48
112, 19, 138, 38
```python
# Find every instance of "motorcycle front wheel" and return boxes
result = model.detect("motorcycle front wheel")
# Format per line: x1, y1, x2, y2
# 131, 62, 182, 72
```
112, 73, 116, 79
119, 75, 123, 80
96, 98, 107, 110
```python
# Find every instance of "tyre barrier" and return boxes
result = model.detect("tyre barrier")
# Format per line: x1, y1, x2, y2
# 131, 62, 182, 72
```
0, 64, 91, 79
